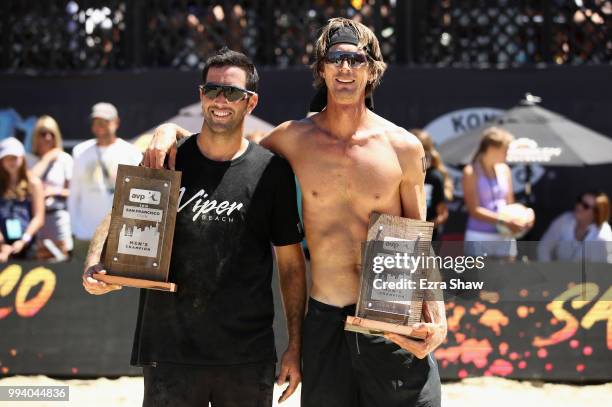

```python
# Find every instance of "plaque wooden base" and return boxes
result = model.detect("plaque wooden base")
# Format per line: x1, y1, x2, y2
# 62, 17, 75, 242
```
93, 273, 177, 292
345, 316, 427, 340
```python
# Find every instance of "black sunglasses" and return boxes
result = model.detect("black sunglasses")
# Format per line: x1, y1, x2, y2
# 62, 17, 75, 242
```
576, 197, 594, 210
324, 51, 368, 67
199, 83, 256, 102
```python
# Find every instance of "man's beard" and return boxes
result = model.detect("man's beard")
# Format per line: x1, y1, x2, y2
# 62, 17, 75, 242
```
203, 112, 244, 135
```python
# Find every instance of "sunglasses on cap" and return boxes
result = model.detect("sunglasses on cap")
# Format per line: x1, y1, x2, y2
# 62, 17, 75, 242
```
324, 51, 368, 68
199, 83, 256, 103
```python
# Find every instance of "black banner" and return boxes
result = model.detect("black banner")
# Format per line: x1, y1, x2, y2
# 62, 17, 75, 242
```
1, 259, 610, 381
1, 66, 610, 144
0, 260, 140, 376
0, 259, 290, 377
435, 261, 611, 381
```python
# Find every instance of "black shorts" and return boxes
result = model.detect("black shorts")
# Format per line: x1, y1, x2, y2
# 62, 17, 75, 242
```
142, 362, 274, 407
302, 298, 441, 407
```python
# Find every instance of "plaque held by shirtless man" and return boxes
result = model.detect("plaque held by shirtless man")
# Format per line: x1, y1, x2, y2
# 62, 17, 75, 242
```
144, 18, 447, 407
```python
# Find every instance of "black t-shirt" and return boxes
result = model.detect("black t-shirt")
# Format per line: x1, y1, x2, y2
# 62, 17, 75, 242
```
424, 168, 445, 224
131, 136, 303, 367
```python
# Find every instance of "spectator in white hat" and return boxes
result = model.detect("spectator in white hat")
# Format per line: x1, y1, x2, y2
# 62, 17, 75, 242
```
68, 103, 142, 261
0, 137, 45, 262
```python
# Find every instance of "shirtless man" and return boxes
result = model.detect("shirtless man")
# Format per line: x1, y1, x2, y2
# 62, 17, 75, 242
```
144, 18, 446, 407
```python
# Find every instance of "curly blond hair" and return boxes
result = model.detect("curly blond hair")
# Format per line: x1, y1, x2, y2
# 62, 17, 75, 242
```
311, 18, 387, 96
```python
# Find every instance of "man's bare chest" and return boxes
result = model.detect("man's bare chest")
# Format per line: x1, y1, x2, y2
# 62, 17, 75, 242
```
292, 137, 403, 203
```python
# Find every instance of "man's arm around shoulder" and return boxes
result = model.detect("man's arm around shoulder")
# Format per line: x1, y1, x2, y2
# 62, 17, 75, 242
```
260, 120, 308, 158
143, 123, 192, 169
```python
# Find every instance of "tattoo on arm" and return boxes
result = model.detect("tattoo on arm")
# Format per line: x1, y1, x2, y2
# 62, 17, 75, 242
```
85, 214, 112, 268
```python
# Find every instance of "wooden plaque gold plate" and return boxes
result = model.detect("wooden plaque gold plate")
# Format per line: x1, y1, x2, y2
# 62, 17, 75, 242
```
344, 213, 434, 339
94, 165, 181, 292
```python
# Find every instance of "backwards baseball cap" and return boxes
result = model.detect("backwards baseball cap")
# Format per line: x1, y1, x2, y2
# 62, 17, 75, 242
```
325, 25, 373, 55
90, 102, 119, 121
0, 137, 25, 160
327, 25, 360, 51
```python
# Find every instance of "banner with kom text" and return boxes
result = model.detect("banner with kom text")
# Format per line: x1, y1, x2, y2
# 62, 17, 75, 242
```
1, 249, 611, 381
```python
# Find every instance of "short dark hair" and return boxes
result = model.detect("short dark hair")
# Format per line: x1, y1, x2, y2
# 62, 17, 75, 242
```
580, 190, 610, 226
201, 47, 259, 92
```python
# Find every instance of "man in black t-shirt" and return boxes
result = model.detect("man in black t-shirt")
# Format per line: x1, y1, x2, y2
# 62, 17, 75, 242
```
83, 48, 306, 407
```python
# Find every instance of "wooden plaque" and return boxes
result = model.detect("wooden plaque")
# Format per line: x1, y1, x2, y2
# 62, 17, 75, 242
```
344, 212, 434, 339
96, 165, 181, 292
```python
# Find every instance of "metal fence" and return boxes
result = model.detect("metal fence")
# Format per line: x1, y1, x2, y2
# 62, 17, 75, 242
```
1, 0, 610, 72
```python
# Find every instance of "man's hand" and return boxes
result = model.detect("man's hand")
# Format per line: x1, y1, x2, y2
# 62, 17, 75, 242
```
143, 123, 179, 169
386, 296, 447, 359
276, 347, 301, 403
82, 264, 122, 295
385, 321, 447, 359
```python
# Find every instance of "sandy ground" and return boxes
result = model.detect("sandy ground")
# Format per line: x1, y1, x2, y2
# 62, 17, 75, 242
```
1, 375, 611, 407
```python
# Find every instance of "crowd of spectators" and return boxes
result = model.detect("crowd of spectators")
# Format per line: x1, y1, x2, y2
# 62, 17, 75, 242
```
0, 103, 141, 263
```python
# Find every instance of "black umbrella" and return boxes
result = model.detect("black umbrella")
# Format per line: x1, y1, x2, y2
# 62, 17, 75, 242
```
439, 94, 612, 167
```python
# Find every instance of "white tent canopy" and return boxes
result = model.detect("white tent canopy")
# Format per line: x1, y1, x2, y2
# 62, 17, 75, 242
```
143, 102, 275, 135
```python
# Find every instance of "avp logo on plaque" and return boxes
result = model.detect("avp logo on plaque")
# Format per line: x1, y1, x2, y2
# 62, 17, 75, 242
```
129, 188, 161, 205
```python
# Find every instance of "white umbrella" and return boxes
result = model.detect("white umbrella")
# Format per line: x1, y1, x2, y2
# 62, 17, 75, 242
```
174, 103, 275, 134
134, 103, 276, 151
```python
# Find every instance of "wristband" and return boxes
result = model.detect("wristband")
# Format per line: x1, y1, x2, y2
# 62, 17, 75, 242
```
21, 233, 32, 244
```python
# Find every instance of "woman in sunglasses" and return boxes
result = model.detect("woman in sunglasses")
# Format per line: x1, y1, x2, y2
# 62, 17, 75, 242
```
30, 115, 73, 260
538, 191, 612, 263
